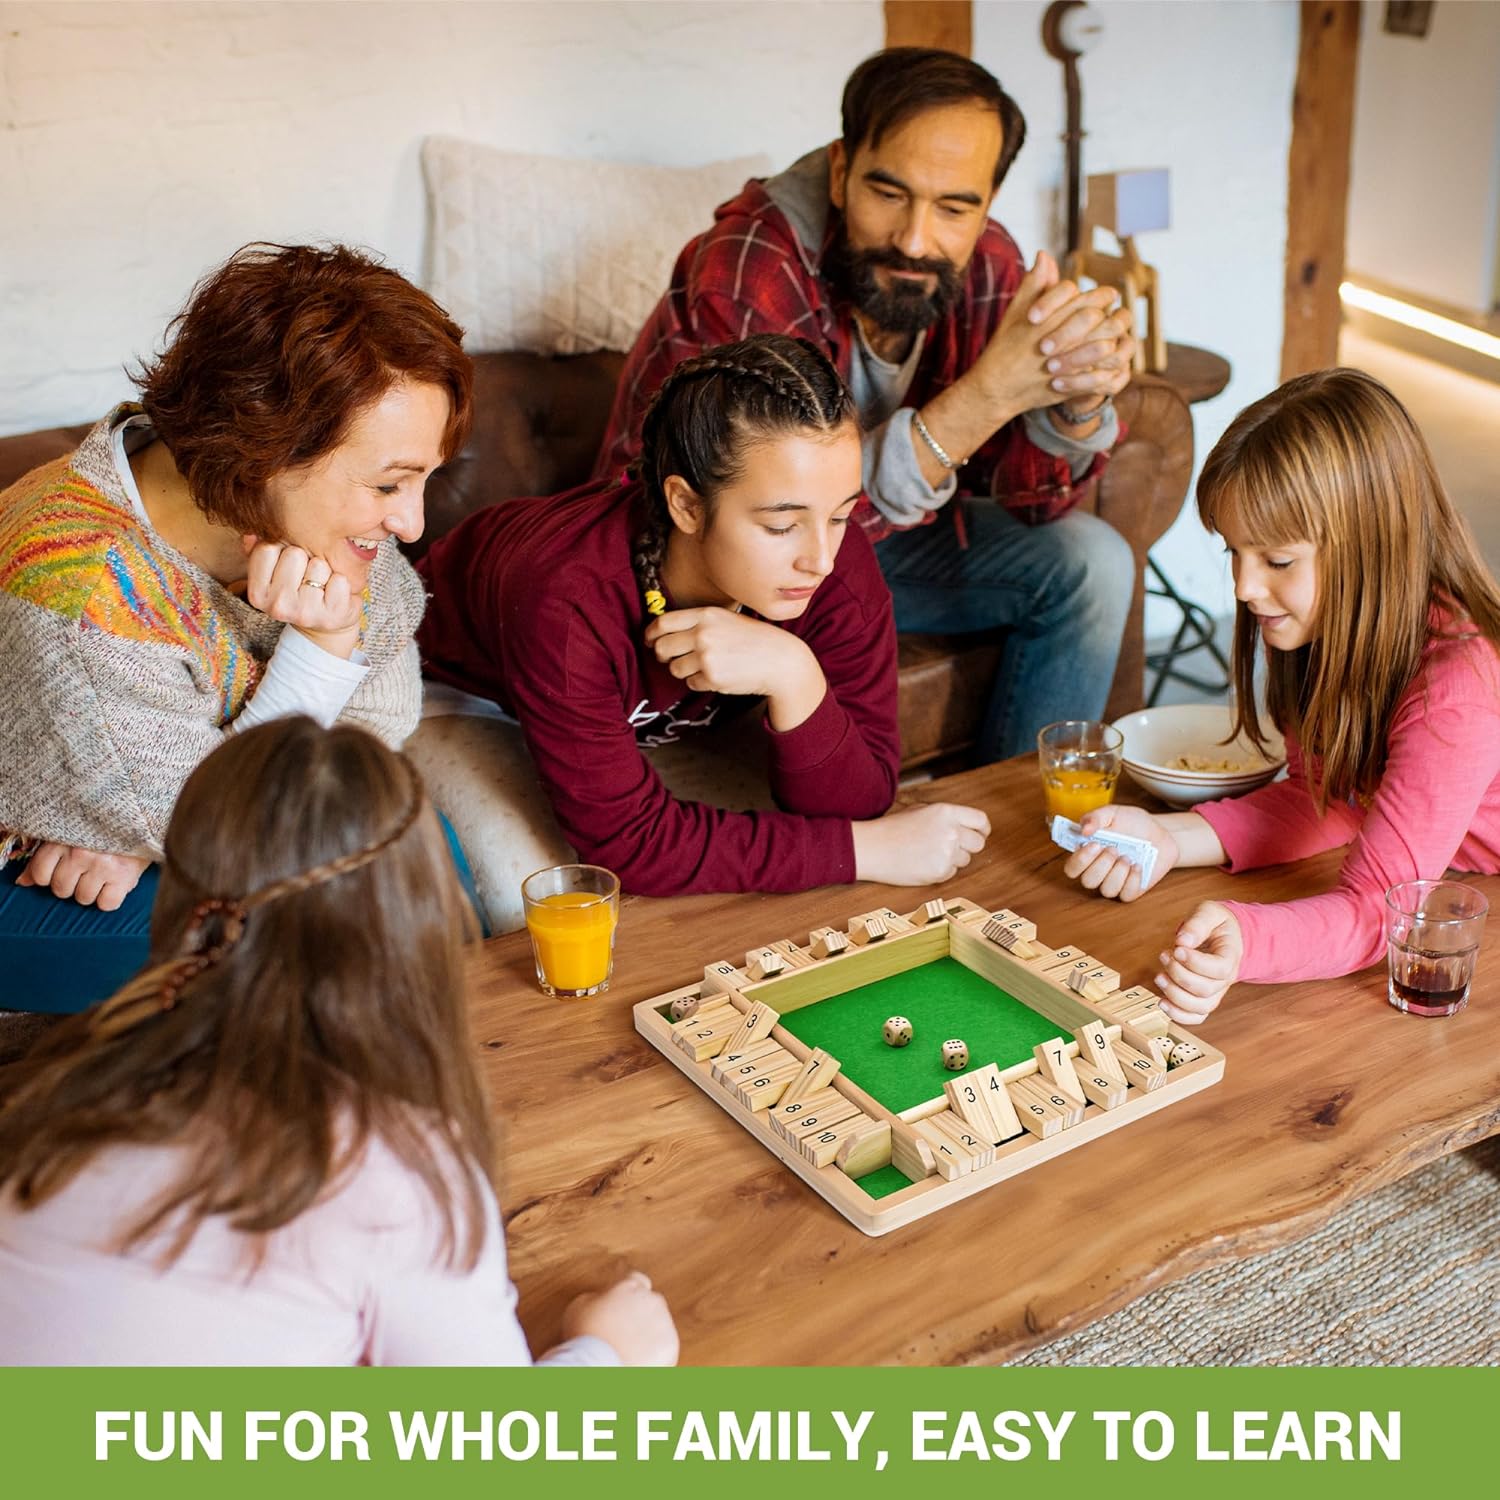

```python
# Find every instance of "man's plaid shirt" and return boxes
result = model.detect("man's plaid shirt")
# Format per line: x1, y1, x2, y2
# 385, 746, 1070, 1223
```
594, 169, 1111, 542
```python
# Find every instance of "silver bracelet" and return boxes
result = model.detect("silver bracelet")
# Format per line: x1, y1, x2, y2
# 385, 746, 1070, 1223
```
911, 408, 959, 471
1052, 394, 1113, 428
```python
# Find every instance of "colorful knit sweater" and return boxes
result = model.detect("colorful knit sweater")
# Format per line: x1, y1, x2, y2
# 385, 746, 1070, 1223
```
0, 410, 426, 862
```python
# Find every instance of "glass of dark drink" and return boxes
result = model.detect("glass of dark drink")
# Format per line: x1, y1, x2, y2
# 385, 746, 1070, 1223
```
1384, 880, 1488, 1017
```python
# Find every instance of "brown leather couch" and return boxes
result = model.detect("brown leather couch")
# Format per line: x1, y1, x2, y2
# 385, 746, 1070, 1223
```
0, 355, 1193, 768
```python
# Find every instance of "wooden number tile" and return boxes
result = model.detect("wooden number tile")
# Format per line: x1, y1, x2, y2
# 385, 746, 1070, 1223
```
668, 1002, 737, 1041
890, 1122, 937, 1181
744, 947, 785, 982
800, 1113, 876, 1169
1073, 1067, 1130, 1110
872, 906, 919, 935
945, 1071, 1002, 1144
808, 926, 849, 960
924, 1110, 996, 1169
1018, 942, 1062, 972
1044, 951, 1102, 989
981, 909, 1040, 958
1111, 1040, 1168, 1091
1064, 963, 1121, 1003
734, 1059, 803, 1112
1012, 1075, 1085, 1127
768, 937, 813, 970
769, 1087, 841, 1138
909, 897, 952, 926
709, 1037, 782, 1082
1006, 1080, 1065, 1139
849, 913, 889, 946
671, 1016, 741, 1063
776, 1092, 862, 1141
973, 1063, 1025, 1141
779, 1047, 841, 1107
721, 999, 780, 1058
701, 959, 747, 996
835, 1120, 893, 1179
715, 1045, 792, 1092
1033, 1037, 1087, 1104
1073, 1022, 1127, 1084
909, 1118, 977, 1180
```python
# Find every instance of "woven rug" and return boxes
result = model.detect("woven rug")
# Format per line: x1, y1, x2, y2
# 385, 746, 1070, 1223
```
1010, 1135, 1500, 1366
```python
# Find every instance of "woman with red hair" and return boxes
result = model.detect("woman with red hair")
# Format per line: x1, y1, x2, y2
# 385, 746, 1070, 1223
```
0, 243, 474, 1014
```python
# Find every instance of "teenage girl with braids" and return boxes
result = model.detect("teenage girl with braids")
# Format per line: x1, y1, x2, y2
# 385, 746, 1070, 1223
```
1061, 369, 1500, 1023
417, 333, 990, 895
0, 717, 677, 1366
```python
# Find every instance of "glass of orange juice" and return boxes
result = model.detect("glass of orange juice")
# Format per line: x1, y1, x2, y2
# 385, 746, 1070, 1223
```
521, 864, 620, 998
1038, 720, 1124, 824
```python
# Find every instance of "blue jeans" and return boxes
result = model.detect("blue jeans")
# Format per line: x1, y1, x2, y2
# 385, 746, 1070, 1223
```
875, 500, 1134, 762
0, 815, 486, 1016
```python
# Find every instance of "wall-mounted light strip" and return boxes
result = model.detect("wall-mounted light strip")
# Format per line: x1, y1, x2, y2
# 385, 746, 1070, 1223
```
1339, 281, 1500, 365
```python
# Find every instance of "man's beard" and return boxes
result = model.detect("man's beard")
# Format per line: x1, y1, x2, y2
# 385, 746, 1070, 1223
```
827, 233, 964, 337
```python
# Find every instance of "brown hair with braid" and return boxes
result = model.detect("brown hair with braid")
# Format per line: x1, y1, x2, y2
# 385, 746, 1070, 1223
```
0, 718, 493, 1270
630, 333, 857, 611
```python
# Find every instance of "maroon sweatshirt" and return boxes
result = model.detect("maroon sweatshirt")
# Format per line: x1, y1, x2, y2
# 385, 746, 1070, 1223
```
416, 478, 900, 896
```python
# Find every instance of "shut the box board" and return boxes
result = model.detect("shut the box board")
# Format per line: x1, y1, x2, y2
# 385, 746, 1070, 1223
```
632, 895, 1225, 1235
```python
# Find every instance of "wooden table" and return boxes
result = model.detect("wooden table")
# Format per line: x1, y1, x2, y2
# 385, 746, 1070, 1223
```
468, 758, 1500, 1365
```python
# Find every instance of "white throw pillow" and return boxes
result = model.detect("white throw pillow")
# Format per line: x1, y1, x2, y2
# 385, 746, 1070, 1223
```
422, 136, 773, 355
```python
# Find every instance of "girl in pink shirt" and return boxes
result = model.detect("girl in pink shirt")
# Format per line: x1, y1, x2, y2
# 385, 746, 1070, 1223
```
0, 717, 678, 1366
1062, 368, 1500, 1020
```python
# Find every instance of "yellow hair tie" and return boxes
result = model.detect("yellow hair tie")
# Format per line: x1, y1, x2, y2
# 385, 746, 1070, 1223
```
644, 589, 666, 617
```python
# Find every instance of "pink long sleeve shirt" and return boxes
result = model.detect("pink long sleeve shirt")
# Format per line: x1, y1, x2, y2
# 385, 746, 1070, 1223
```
0, 1134, 615, 1367
1195, 627, 1500, 984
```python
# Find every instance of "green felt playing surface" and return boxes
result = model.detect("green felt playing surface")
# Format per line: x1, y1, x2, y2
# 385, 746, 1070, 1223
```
778, 956, 1063, 1113
776, 956, 1065, 1201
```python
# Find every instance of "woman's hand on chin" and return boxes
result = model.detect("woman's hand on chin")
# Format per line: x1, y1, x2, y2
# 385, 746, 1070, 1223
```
242, 536, 362, 658
18, 844, 150, 910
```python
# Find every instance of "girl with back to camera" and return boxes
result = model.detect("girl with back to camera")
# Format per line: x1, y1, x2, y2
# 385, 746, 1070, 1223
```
1060, 369, 1500, 1021
0, 718, 677, 1367
418, 333, 990, 895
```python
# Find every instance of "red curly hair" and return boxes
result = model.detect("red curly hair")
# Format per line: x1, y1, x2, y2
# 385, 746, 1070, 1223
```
135, 243, 474, 536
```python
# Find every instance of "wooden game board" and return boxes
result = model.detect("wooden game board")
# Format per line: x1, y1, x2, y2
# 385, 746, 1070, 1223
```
633, 895, 1225, 1236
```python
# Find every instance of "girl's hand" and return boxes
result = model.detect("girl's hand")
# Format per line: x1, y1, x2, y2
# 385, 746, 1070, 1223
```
852, 803, 992, 885
17, 843, 149, 910
561, 1270, 679, 1366
1063, 803, 1180, 902
242, 536, 361, 659
646, 607, 811, 701
1155, 900, 1243, 1024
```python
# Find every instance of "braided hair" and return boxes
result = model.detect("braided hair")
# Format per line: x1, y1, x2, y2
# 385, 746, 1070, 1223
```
630, 334, 857, 616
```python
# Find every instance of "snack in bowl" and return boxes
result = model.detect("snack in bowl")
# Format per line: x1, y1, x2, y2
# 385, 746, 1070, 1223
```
1111, 705, 1286, 808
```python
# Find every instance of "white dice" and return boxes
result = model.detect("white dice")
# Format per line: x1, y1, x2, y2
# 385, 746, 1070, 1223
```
941, 1038, 970, 1071
882, 1015, 913, 1048
1168, 1040, 1202, 1068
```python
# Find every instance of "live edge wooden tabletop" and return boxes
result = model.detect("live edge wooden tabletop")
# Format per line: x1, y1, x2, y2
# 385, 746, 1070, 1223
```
465, 756, 1500, 1367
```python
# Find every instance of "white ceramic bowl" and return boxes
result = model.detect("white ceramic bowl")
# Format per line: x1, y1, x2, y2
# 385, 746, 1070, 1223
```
1111, 705, 1286, 808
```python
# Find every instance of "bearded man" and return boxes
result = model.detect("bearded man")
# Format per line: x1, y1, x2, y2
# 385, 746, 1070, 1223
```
596, 48, 1137, 762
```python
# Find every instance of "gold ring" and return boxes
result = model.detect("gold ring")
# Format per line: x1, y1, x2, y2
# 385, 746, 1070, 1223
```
302, 578, 327, 591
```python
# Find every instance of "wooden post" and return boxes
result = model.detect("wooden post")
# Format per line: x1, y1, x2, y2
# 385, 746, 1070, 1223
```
1280, 0, 1361, 379
884, 1, 972, 56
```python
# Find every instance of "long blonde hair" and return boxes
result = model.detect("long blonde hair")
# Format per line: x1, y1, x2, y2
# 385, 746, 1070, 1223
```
1197, 368, 1500, 809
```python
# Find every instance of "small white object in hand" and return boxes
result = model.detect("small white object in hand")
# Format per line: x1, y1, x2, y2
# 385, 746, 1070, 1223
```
1050, 814, 1159, 886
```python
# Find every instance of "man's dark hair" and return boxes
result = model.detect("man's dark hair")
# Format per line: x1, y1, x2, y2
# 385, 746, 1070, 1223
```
840, 47, 1026, 190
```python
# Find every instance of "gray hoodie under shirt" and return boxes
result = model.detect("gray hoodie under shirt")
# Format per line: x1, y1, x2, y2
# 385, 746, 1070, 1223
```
764, 149, 1117, 529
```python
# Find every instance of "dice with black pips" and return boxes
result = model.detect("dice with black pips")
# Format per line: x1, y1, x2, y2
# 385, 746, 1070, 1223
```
1168, 1040, 1202, 1068
941, 1038, 970, 1071
882, 1014, 913, 1048
668, 993, 702, 1021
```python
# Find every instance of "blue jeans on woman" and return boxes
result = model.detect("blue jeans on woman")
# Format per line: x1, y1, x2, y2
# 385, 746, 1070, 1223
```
0, 816, 485, 1016
875, 499, 1135, 763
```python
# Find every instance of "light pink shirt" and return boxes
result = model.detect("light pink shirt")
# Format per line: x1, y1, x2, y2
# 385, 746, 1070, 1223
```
1196, 628, 1500, 984
0, 1134, 616, 1367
